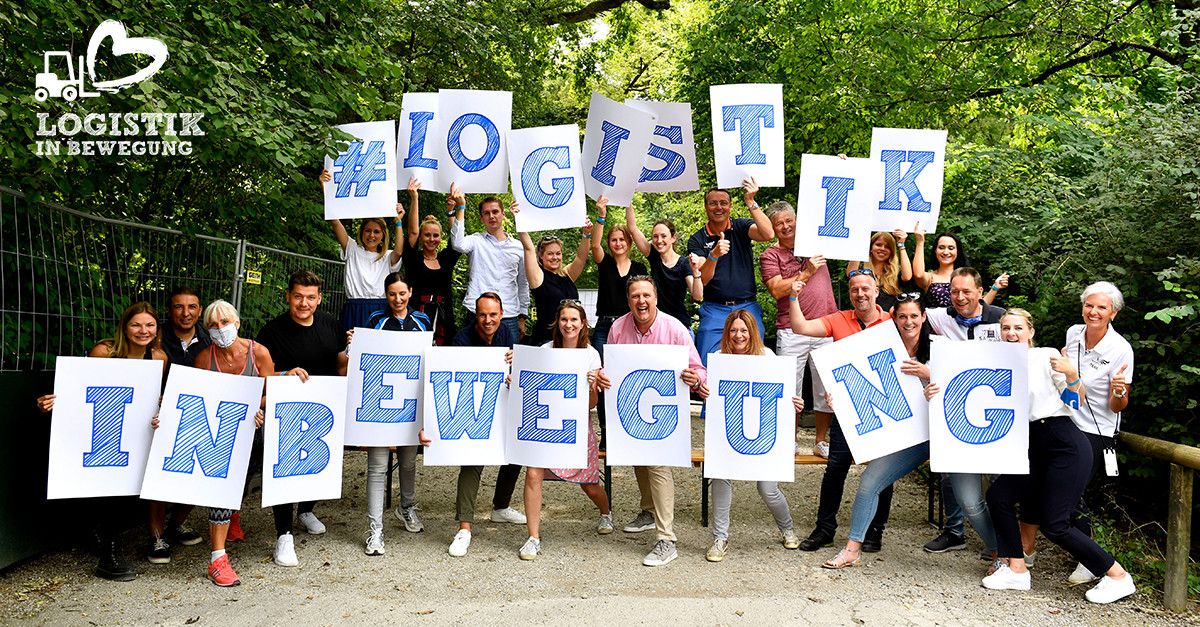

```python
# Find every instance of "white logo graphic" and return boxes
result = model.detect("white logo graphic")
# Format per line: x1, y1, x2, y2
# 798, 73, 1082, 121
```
34, 20, 168, 102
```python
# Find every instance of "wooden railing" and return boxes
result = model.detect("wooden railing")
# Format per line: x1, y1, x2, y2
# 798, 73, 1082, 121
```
1119, 431, 1199, 612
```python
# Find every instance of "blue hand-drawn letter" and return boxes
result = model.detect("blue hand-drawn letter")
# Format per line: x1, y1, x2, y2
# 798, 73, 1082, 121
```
942, 368, 1014, 445
719, 380, 784, 455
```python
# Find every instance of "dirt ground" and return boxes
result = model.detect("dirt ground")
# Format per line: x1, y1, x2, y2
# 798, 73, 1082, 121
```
1, 418, 1193, 626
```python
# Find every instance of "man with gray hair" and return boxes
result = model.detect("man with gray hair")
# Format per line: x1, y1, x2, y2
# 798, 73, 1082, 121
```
758, 201, 838, 458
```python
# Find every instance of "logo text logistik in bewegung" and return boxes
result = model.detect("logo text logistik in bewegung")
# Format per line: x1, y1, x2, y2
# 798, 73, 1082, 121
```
34, 20, 204, 157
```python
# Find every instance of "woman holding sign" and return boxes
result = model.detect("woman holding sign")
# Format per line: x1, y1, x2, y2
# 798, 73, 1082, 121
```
36, 302, 170, 582
513, 204, 592, 345
357, 272, 432, 556
320, 169, 406, 330
625, 206, 704, 333
518, 301, 613, 560
192, 299, 272, 586
404, 179, 462, 345
979, 308, 1135, 604
703, 310, 805, 562
846, 230, 913, 312
820, 295, 996, 569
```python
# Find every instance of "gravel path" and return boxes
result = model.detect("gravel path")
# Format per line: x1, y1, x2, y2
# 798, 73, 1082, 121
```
1, 419, 1191, 626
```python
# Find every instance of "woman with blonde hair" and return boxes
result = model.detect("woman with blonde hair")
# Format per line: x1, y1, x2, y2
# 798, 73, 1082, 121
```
846, 229, 912, 311
404, 178, 463, 344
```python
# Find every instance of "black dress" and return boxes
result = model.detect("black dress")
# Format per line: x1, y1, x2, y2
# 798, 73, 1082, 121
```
530, 271, 579, 345
649, 248, 693, 328
402, 245, 461, 345
595, 255, 647, 318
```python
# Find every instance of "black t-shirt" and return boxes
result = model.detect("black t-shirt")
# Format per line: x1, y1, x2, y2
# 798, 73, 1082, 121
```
687, 217, 756, 302
595, 255, 647, 318
162, 325, 211, 367
402, 245, 461, 304
531, 271, 579, 345
255, 311, 346, 376
649, 248, 692, 327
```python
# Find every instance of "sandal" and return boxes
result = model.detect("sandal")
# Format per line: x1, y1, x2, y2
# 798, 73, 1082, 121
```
822, 549, 861, 569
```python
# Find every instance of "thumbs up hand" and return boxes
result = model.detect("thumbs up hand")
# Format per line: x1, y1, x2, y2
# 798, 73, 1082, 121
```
711, 231, 730, 259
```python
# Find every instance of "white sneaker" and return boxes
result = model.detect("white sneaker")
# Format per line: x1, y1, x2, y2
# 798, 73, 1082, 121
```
448, 529, 472, 557
813, 441, 830, 458
518, 536, 541, 561
364, 524, 385, 556
490, 507, 527, 524
706, 539, 728, 562
782, 529, 800, 550
1068, 562, 1101, 585
298, 512, 326, 535
395, 506, 424, 533
981, 563, 1030, 591
273, 533, 299, 567
643, 539, 678, 567
597, 513, 614, 535
1085, 573, 1136, 604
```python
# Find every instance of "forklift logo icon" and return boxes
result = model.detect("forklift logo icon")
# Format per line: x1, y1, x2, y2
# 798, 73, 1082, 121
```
34, 20, 168, 102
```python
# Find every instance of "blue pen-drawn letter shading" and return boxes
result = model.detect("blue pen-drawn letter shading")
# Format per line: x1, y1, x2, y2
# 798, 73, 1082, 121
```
721, 104, 774, 165
446, 113, 500, 173
521, 146, 573, 208
333, 140, 389, 198
719, 380, 783, 455
82, 386, 134, 467
942, 368, 1014, 445
403, 111, 438, 169
832, 349, 914, 436
357, 354, 421, 424
429, 370, 505, 440
640, 125, 687, 183
273, 402, 334, 478
878, 149, 934, 213
617, 369, 679, 441
817, 176, 855, 239
590, 120, 630, 186
517, 371, 578, 444
162, 394, 247, 478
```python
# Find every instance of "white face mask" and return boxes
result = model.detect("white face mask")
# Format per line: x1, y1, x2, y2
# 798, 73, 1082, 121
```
209, 323, 238, 348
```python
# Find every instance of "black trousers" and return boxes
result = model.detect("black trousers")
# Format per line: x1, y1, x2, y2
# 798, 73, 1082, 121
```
273, 501, 317, 536
1071, 431, 1115, 536
987, 416, 1115, 576
814, 417, 892, 537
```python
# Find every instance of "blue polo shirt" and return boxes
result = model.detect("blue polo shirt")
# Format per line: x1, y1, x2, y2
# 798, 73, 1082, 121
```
687, 217, 756, 302
451, 320, 515, 348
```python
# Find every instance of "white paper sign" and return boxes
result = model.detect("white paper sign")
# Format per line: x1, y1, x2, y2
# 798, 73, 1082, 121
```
397, 92, 445, 192
422, 346, 509, 466
702, 354, 797, 482
437, 89, 512, 193
504, 345, 590, 469
709, 84, 785, 188
344, 328, 433, 447
794, 154, 879, 262
811, 324, 929, 464
929, 340, 1030, 474
581, 93, 655, 206
46, 357, 163, 499
625, 99, 700, 193
140, 366, 264, 510
507, 124, 587, 232
602, 344, 691, 467
869, 127, 947, 233
262, 376, 347, 508
323, 120, 399, 220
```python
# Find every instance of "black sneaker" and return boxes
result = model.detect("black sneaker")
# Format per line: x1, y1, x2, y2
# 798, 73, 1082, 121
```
798, 528, 835, 552
147, 537, 171, 564
923, 530, 966, 553
861, 533, 883, 553
167, 524, 203, 547
96, 540, 137, 581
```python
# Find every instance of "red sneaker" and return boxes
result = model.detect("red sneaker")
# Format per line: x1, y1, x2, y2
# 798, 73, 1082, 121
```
207, 554, 241, 587
227, 512, 245, 543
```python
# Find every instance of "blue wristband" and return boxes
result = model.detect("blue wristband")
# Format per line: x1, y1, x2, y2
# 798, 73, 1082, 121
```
596, 216, 606, 225
788, 296, 798, 302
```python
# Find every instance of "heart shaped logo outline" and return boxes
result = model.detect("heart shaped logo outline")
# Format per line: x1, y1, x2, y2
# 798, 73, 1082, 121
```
86, 20, 168, 93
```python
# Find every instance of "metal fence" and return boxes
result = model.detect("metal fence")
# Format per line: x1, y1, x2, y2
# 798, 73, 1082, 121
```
0, 186, 345, 372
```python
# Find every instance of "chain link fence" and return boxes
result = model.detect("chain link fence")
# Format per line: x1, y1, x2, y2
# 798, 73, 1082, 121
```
0, 186, 345, 372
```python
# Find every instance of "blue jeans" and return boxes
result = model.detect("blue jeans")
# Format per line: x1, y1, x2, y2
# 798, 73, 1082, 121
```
848, 442, 929, 542
814, 417, 892, 536
940, 472, 997, 552
696, 300, 764, 366
501, 317, 521, 342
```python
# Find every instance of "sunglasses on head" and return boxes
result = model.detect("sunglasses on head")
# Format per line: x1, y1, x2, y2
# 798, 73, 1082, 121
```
847, 268, 875, 278
896, 292, 922, 302
539, 234, 562, 244
559, 298, 582, 306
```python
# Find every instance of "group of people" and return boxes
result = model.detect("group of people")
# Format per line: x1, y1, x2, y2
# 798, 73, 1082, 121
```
34, 172, 1135, 605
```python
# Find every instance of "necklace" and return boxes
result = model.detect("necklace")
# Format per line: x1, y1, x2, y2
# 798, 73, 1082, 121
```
214, 342, 245, 374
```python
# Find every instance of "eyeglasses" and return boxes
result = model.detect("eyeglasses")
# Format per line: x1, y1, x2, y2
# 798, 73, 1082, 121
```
896, 292, 922, 302
847, 268, 876, 279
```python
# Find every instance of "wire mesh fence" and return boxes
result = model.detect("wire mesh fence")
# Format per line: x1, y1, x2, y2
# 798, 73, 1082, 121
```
0, 186, 345, 372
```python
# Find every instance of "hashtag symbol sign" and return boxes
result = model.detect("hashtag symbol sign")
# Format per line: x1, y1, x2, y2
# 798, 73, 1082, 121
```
332, 140, 389, 198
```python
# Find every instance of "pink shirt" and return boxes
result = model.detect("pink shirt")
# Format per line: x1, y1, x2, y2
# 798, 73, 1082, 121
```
607, 310, 707, 384
759, 245, 838, 329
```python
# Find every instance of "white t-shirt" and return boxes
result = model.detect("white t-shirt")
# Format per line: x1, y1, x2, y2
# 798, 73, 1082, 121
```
1027, 346, 1072, 421
1063, 324, 1134, 436
540, 341, 602, 371
341, 239, 401, 299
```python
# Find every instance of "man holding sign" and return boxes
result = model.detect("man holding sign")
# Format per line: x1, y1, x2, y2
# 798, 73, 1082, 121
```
788, 268, 895, 552
688, 181, 774, 364
449, 187, 530, 340
595, 276, 707, 567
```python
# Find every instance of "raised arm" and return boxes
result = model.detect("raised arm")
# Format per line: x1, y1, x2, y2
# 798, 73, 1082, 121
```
626, 203, 650, 257
911, 225, 932, 289
789, 280, 830, 337
743, 177, 775, 241
322, 169, 351, 250
518, 230, 544, 289
447, 183, 473, 254
564, 220, 592, 282
389, 202, 405, 265
591, 196, 608, 264
688, 253, 704, 302
405, 177, 422, 248
895, 227, 913, 282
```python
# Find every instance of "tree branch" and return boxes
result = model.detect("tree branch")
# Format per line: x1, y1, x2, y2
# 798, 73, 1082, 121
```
973, 42, 1131, 98
545, 0, 670, 25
